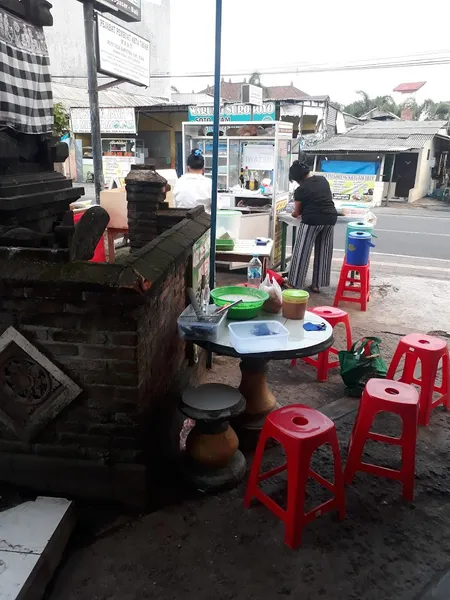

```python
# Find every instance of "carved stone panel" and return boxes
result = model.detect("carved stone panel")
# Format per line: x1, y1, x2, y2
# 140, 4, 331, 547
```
0, 327, 82, 442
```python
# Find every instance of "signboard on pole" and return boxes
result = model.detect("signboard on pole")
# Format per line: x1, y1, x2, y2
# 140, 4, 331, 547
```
96, 14, 150, 87
93, 0, 142, 22
71, 107, 137, 134
241, 84, 263, 106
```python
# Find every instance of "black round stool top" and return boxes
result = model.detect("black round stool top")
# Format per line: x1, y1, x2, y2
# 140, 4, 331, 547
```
181, 384, 246, 421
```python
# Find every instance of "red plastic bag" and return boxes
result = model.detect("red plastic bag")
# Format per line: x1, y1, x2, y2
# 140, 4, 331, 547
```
266, 269, 285, 287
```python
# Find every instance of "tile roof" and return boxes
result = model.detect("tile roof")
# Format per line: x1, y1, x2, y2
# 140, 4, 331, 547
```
304, 120, 449, 153
199, 81, 309, 102
393, 82, 426, 93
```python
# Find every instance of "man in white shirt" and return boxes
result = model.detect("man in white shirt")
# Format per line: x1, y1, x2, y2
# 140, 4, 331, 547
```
174, 149, 212, 213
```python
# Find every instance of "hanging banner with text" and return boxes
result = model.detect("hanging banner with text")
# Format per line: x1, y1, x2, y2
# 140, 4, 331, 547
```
71, 107, 137, 134
320, 173, 376, 202
97, 14, 150, 87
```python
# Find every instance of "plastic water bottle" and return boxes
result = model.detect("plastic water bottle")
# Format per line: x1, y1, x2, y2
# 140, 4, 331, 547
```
247, 254, 262, 287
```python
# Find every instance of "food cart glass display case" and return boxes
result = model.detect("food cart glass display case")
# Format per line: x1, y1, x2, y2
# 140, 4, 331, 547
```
182, 121, 293, 266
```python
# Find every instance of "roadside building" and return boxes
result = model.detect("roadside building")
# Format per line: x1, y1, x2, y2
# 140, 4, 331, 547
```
54, 83, 187, 184
304, 120, 450, 205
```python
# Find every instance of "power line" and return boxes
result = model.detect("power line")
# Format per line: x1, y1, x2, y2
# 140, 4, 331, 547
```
151, 51, 450, 79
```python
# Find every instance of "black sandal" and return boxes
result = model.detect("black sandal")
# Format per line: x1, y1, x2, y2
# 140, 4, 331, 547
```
308, 285, 320, 294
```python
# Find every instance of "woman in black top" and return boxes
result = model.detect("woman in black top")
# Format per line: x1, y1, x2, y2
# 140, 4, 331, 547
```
287, 160, 338, 293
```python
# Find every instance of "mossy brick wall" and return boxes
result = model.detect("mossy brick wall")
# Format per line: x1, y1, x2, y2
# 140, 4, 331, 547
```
0, 208, 210, 505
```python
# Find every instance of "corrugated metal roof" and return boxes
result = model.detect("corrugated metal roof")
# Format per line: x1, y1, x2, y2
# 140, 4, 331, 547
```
304, 134, 435, 153
52, 82, 173, 109
304, 120, 450, 153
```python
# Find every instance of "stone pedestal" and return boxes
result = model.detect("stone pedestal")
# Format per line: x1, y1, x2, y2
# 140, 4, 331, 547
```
181, 384, 246, 492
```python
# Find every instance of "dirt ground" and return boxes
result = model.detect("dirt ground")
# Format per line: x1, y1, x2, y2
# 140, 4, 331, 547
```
45, 270, 450, 600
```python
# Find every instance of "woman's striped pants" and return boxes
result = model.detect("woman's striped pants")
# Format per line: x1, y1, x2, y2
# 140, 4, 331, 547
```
288, 223, 335, 289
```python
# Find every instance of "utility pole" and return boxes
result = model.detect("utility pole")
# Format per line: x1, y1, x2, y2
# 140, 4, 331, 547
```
208, 0, 223, 291
83, 0, 104, 204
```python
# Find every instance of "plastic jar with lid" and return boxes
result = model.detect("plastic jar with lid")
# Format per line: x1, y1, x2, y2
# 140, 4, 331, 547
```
282, 289, 310, 320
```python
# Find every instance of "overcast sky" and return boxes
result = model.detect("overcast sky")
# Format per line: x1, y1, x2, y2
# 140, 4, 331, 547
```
170, 0, 450, 105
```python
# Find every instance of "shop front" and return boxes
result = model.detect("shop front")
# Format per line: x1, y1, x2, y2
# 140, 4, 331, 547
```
71, 106, 144, 186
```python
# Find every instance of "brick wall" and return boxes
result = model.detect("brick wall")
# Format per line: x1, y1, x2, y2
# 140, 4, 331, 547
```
0, 208, 210, 506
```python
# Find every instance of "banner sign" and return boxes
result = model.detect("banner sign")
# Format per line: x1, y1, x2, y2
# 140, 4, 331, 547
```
94, 0, 141, 22
71, 107, 136, 134
97, 14, 150, 87
188, 102, 276, 123
320, 173, 376, 202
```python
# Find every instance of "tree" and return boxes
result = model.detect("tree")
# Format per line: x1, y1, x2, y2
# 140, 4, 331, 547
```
53, 102, 69, 137
344, 91, 399, 117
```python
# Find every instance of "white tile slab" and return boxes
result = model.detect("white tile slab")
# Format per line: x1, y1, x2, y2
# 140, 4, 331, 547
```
0, 497, 74, 600
0, 552, 40, 600
0, 497, 71, 554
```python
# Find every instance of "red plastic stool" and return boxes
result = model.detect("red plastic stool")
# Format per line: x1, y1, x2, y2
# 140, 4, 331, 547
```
333, 260, 370, 311
244, 404, 346, 549
292, 307, 353, 382
387, 333, 450, 426
344, 379, 419, 500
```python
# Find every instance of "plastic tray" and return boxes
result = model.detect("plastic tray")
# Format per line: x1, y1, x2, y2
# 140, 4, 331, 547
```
178, 304, 227, 343
228, 320, 289, 354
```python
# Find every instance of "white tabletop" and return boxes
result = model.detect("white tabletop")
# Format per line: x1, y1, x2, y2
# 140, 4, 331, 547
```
277, 212, 300, 226
216, 238, 274, 258
211, 310, 333, 359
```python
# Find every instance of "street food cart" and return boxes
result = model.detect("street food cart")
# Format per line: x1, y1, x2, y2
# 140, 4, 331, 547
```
182, 121, 293, 266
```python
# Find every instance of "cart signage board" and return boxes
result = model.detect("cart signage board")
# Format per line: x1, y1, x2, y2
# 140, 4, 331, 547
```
96, 14, 150, 87
71, 107, 137, 134
243, 143, 275, 171
192, 230, 211, 305
91, 0, 142, 22
188, 102, 276, 122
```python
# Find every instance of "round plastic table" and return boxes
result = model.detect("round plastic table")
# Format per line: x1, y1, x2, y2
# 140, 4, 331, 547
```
196, 310, 334, 448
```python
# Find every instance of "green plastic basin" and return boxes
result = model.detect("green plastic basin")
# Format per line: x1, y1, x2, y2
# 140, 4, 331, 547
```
210, 286, 269, 320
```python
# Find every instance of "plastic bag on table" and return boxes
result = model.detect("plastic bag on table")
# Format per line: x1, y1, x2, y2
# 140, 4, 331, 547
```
364, 211, 378, 227
259, 274, 282, 314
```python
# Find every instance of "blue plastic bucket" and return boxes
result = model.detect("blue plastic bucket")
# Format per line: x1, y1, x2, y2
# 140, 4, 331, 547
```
347, 231, 375, 266
345, 221, 375, 253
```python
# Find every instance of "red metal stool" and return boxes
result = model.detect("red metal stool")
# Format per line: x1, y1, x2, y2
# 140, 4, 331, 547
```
244, 404, 346, 549
387, 333, 450, 426
292, 307, 353, 382
333, 260, 370, 312
344, 379, 419, 500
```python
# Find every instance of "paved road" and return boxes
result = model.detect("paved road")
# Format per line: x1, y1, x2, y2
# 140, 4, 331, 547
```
335, 209, 450, 260
331, 207, 450, 280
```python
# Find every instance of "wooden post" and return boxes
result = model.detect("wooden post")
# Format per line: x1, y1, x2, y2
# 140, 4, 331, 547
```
378, 154, 386, 181
313, 155, 318, 172
386, 154, 397, 206
170, 128, 176, 169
